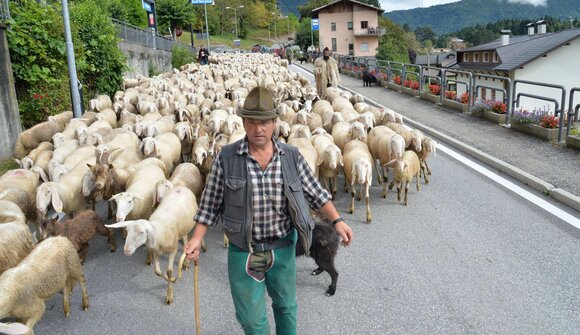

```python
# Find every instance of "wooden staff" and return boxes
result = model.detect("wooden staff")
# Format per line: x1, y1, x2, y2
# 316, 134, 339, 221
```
193, 260, 201, 335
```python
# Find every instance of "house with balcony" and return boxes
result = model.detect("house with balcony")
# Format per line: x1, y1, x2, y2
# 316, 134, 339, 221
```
453, 21, 580, 112
312, 0, 385, 57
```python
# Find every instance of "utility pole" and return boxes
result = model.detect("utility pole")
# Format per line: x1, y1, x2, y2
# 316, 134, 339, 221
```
61, 0, 83, 118
568, 16, 575, 29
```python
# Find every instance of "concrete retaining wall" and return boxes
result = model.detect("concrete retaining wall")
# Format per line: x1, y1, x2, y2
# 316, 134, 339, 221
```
119, 42, 172, 79
0, 27, 22, 159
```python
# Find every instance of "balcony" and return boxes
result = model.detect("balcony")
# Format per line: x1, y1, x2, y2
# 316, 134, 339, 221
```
354, 28, 386, 37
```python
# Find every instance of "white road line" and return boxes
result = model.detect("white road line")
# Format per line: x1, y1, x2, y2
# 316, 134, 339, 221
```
289, 64, 580, 228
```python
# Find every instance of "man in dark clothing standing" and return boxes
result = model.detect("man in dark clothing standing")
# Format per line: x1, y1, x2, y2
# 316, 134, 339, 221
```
198, 45, 209, 65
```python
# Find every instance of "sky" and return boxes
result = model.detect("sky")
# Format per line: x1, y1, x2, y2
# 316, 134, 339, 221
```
379, 0, 548, 12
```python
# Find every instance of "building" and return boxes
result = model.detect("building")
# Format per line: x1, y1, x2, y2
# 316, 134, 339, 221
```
312, 0, 385, 57
453, 21, 580, 112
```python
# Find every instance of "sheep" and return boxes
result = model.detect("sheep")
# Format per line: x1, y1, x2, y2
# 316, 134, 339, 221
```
387, 150, 421, 206
41, 210, 116, 263
140, 133, 181, 174
312, 133, 343, 196
294, 110, 323, 132
143, 116, 175, 138
106, 186, 198, 305
386, 122, 424, 152
109, 157, 167, 194
413, 137, 437, 183
0, 169, 41, 222
47, 111, 73, 130
173, 122, 194, 163
155, 163, 204, 204
14, 121, 61, 159
296, 222, 340, 297
367, 126, 406, 197
0, 200, 35, 276
343, 140, 373, 223
94, 108, 118, 128
89, 94, 112, 112
275, 120, 291, 141
24, 149, 53, 179
288, 137, 319, 178
15, 142, 53, 170
0, 236, 89, 334
0, 322, 29, 335
191, 135, 216, 175
331, 121, 367, 152
222, 114, 243, 136
288, 124, 312, 142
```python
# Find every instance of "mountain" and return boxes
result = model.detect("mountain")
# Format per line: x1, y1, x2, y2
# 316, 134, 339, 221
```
384, 0, 580, 34
280, 0, 308, 16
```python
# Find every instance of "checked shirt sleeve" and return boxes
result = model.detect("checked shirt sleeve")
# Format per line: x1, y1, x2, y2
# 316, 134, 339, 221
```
296, 153, 332, 210
194, 153, 225, 227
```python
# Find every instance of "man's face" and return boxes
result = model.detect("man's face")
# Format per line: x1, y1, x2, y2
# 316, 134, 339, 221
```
323, 50, 330, 57
243, 118, 276, 147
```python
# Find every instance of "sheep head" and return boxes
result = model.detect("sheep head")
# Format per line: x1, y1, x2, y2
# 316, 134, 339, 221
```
110, 192, 144, 223
36, 182, 63, 218
106, 219, 151, 256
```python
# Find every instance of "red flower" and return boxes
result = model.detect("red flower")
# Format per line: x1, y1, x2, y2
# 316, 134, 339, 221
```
393, 76, 402, 85
429, 84, 441, 95
540, 115, 559, 128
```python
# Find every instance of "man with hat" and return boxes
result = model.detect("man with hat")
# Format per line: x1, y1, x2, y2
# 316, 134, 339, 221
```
185, 86, 353, 335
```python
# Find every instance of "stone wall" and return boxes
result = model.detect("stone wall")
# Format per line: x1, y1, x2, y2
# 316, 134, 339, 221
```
0, 27, 21, 159
118, 41, 172, 78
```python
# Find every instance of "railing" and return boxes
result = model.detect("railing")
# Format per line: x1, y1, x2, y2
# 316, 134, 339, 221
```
0, 0, 10, 27
566, 88, 580, 137
113, 19, 193, 52
353, 28, 385, 36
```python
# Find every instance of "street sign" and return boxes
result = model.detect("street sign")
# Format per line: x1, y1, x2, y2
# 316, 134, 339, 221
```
190, 0, 213, 4
141, 0, 152, 12
311, 18, 319, 31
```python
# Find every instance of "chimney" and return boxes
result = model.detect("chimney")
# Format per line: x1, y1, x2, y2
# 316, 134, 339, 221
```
527, 22, 535, 36
500, 29, 511, 46
536, 20, 547, 34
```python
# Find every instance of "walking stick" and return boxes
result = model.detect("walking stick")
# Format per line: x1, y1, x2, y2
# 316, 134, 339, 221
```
193, 260, 201, 335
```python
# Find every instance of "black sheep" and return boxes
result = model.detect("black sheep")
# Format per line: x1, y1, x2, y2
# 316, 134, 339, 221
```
297, 222, 340, 296
362, 68, 378, 87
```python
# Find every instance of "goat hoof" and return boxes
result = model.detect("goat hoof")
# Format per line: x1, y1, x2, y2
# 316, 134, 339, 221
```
325, 288, 336, 296
311, 269, 323, 276
166, 297, 173, 305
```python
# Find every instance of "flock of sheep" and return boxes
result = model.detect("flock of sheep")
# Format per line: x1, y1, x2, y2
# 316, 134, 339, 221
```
0, 53, 436, 334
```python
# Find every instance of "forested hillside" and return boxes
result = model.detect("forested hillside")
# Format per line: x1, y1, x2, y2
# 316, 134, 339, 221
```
385, 0, 579, 34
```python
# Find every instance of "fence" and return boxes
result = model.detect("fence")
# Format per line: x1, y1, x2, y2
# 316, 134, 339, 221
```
113, 19, 193, 52
334, 54, 579, 143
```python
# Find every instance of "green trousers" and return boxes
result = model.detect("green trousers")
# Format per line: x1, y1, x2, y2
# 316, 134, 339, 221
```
228, 230, 297, 335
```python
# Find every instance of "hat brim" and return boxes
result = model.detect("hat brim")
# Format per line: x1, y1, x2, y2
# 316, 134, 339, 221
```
237, 108, 279, 120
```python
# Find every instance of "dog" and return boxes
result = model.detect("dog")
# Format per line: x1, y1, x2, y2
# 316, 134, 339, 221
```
362, 69, 378, 87
297, 56, 308, 64
297, 221, 340, 296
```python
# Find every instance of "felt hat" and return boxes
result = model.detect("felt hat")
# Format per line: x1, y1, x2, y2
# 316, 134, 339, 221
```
237, 86, 278, 120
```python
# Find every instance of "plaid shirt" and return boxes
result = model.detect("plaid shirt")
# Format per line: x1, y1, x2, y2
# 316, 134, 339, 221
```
194, 137, 331, 241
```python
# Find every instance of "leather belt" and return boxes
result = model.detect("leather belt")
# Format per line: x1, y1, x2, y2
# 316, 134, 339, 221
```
251, 239, 292, 253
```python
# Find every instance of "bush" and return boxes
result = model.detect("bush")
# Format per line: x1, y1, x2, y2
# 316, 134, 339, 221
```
512, 107, 551, 126
491, 101, 507, 114
18, 80, 72, 129
393, 75, 402, 85
172, 45, 197, 69
445, 91, 457, 100
429, 84, 441, 95
469, 100, 492, 117
458, 92, 470, 104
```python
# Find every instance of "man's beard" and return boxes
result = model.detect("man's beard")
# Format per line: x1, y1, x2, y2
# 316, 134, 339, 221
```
323, 55, 329, 60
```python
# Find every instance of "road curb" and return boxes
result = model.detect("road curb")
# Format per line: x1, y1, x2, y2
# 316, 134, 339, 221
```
293, 63, 580, 214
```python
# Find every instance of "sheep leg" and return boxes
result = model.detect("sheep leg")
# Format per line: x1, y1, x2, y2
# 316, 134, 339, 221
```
153, 253, 168, 280
365, 182, 372, 223
396, 182, 402, 202
424, 159, 432, 175
404, 182, 409, 206
331, 174, 338, 197
357, 183, 363, 201
79, 243, 89, 264
381, 182, 388, 199
91, 200, 95, 211
63, 279, 72, 317
145, 248, 152, 266
382, 165, 389, 184
25, 299, 45, 335
416, 173, 421, 191
348, 183, 355, 214
421, 163, 429, 184
180, 235, 191, 272
166, 251, 178, 305
374, 160, 383, 185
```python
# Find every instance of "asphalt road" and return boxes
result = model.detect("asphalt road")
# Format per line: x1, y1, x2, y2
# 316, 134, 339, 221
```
31, 65, 580, 335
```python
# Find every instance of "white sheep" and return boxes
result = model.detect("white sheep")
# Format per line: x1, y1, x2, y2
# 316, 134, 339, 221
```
15, 142, 53, 170
13, 121, 61, 159
140, 133, 181, 174
331, 121, 367, 151
367, 126, 405, 197
343, 140, 373, 223
0, 236, 88, 334
387, 150, 421, 206
0, 200, 35, 276
288, 137, 319, 178
312, 134, 343, 197
89, 94, 112, 112
106, 186, 198, 304
155, 163, 204, 204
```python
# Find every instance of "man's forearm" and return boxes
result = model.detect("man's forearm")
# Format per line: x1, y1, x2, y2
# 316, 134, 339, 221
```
318, 201, 340, 222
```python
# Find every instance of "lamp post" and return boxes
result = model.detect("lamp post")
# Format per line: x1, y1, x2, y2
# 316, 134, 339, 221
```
272, 12, 277, 42
226, 5, 244, 39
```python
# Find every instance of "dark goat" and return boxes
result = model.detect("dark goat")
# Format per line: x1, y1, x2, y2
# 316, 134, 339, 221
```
362, 69, 378, 87
297, 222, 340, 296
42, 209, 116, 263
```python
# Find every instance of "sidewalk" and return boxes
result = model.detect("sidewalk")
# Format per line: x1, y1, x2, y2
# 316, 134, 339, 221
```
294, 62, 580, 212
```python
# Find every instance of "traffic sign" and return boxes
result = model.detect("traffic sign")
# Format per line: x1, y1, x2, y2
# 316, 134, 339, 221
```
312, 18, 319, 31
142, 0, 152, 12
191, 0, 213, 4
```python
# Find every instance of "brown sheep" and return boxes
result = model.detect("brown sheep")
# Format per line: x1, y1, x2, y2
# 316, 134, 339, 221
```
42, 210, 116, 263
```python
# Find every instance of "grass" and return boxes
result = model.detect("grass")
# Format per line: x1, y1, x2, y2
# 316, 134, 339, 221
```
175, 28, 293, 50
0, 158, 18, 176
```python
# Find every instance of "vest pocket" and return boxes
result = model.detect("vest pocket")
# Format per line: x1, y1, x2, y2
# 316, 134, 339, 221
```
288, 177, 303, 192
225, 176, 246, 207
222, 215, 242, 233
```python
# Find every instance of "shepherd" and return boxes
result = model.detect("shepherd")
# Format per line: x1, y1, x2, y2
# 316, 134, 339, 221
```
185, 86, 353, 335
313, 47, 340, 98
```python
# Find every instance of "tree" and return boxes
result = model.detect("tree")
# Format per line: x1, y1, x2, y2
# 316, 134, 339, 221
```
358, 0, 381, 7
376, 18, 409, 63
295, 18, 319, 50
156, 0, 197, 37
414, 26, 436, 44
298, 0, 331, 20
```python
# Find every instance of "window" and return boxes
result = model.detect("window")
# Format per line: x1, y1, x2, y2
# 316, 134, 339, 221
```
492, 52, 499, 63
360, 42, 369, 52
361, 21, 368, 29
483, 52, 489, 62
348, 43, 354, 55
463, 53, 470, 62
331, 38, 337, 52
331, 22, 336, 31
473, 52, 480, 62
347, 22, 353, 30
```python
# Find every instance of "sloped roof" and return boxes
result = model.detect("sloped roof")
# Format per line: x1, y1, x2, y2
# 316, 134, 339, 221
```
457, 29, 580, 71
312, 0, 385, 14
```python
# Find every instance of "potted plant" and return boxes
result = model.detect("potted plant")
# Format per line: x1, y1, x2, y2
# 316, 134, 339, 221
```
511, 108, 559, 142
566, 127, 580, 149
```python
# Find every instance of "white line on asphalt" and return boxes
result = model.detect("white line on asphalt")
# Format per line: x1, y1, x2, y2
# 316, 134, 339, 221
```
289, 64, 580, 229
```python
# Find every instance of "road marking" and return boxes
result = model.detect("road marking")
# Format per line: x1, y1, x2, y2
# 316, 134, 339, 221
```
289, 64, 580, 229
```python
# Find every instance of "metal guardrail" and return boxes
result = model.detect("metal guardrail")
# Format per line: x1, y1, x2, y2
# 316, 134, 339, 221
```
113, 18, 192, 52
565, 88, 579, 137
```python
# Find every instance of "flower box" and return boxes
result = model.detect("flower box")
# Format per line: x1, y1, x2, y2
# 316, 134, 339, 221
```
387, 82, 402, 92
401, 86, 420, 97
378, 79, 389, 87
510, 122, 559, 142
420, 92, 441, 104
442, 99, 469, 113
482, 110, 506, 124
566, 134, 580, 149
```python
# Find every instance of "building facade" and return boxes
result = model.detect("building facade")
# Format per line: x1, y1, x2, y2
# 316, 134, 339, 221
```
312, 0, 384, 57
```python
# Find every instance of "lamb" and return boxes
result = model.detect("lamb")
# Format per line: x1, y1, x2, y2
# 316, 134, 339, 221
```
89, 94, 112, 112
14, 121, 61, 159
367, 126, 405, 197
296, 222, 340, 296
0, 236, 89, 334
312, 133, 343, 197
387, 150, 421, 206
331, 97, 353, 114
41, 210, 116, 263
413, 137, 437, 183
15, 142, 53, 170
155, 163, 204, 204
140, 133, 182, 174
47, 111, 73, 130
0, 200, 35, 276
106, 186, 198, 305
331, 121, 367, 152
386, 122, 424, 152
287, 124, 312, 142
343, 140, 373, 223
